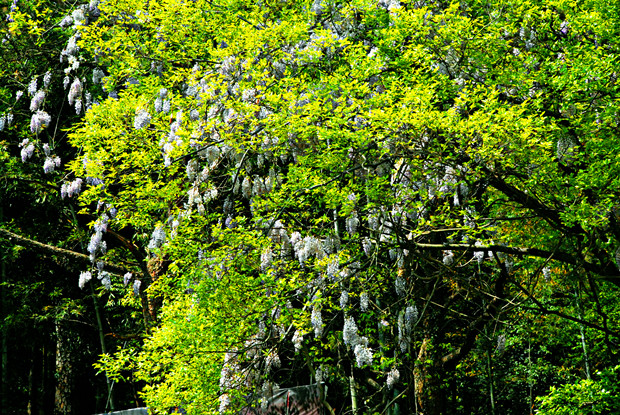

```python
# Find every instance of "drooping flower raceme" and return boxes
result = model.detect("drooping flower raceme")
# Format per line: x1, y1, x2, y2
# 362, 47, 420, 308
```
265, 350, 281, 371
87, 230, 106, 261
30, 110, 51, 133
362, 237, 372, 257
218, 394, 230, 414
19, 139, 34, 162
133, 279, 141, 297
68, 78, 82, 105
92, 68, 105, 84
60, 178, 83, 198
59, 15, 73, 27
27, 78, 37, 96
148, 225, 166, 250
360, 292, 369, 312
353, 338, 373, 367
443, 250, 454, 265
473, 241, 485, 263
78, 271, 92, 289
292, 329, 303, 353
339, 290, 349, 309
386, 367, 400, 389
134, 109, 151, 130
260, 248, 273, 272
405, 305, 418, 332
30, 90, 45, 112
398, 311, 408, 353
496, 334, 506, 354
123, 272, 132, 287
154, 97, 163, 113
315, 365, 325, 385
346, 211, 359, 236
343, 316, 359, 348
311, 306, 323, 338
99, 271, 111, 290
43, 156, 61, 174
326, 257, 339, 279
43, 71, 52, 88
162, 99, 171, 113
395, 274, 406, 297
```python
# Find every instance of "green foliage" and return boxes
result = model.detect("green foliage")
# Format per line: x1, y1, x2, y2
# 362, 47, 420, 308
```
69, 0, 620, 412
536, 366, 620, 415
4, 0, 620, 414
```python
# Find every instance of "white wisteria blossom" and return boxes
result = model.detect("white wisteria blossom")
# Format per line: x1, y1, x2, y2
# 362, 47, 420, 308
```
134, 109, 151, 130
260, 248, 273, 272
19, 139, 35, 162
353, 339, 373, 368
343, 316, 359, 348
123, 272, 133, 287
345, 211, 359, 236
311, 306, 323, 338
92, 68, 105, 83
78, 271, 92, 289
27, 78, 37, 96
30, 90, 45, 112
148, 225, 166, 250
339, 290, 349, 309
405, 305, 418, 332
386, 367, 400, 389
292, 330, 303, 353
395, 274, 407, 297
43, 71, 52, 88
68, 78, 82, 105
360, 292, 369, 312
30, 110, 51, 133
133, 279, 141, 297
43, 156, 61, 174
99, 271, 111, 290
60, 178, 83, 198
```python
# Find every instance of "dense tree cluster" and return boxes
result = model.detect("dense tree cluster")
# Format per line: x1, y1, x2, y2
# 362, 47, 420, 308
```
2, 0, 620, 414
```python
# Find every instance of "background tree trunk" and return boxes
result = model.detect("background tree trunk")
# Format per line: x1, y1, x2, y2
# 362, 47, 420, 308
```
0, 206, 7, 413
54, 324, 73, 415
414, 337, 448, 415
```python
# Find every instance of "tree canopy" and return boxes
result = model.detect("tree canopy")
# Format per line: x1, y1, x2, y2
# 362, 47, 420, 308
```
2, 0, 620, 414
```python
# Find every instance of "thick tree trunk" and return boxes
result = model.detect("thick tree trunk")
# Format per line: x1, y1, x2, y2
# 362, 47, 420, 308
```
1, 259, 7, 413
414, 337, 447, 415
54, 324, 73, 415
1, 207, 7, 413
27, 343, 50, 415
44, 339, 56, 414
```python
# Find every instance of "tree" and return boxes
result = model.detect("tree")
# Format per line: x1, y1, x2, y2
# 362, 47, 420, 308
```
4, 0, 620, 414
0, 0, 145, 413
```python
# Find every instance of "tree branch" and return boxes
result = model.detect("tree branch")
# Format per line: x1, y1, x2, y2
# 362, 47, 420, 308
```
412, 241, 620, 281
512, 279, 620, 340
0, 227, 130, 275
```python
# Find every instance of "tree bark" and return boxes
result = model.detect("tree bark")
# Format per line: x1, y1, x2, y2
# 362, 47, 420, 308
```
0, 208, 7, 413
414, 337, 447, 415
0, 227, 129, 275
54, 324, 73, 415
